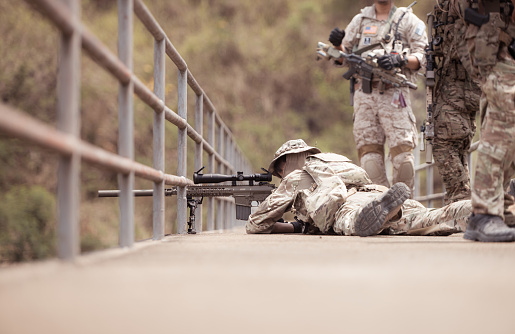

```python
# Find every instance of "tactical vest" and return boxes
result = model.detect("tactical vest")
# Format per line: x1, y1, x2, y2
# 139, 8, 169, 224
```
292, 153, 372, 233
352, 6, 416, 57
457, 0, 515, 78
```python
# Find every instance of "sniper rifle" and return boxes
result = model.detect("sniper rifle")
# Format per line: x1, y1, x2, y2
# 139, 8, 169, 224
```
98, 167, 275, 234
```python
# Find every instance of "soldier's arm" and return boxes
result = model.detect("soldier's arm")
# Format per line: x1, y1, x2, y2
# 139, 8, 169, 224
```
245, 172, 301, 234
404, 13, 428, 71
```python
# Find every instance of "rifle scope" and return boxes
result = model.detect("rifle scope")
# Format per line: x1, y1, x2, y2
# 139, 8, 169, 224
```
193, 167, 272, 185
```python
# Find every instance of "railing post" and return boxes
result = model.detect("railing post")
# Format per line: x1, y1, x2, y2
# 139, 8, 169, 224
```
427, 164, 434, 208
118, 0, 135, 247
152, 37, 165, 240
207, 108, 215, 231
414, 145, 420, 199
57, 0, 81, 260
216, 124, 224, 230
177, 69, 188, 234
194, 93, 203, 232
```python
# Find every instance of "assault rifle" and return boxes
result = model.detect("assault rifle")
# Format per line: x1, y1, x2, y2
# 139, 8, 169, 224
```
316, 42, 417, 99
98, 167, 275, 234
421, 11, 436, 164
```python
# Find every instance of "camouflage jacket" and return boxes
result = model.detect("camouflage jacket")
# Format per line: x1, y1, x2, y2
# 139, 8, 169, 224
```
341, 4, 428, 82
245, 153, 372, 234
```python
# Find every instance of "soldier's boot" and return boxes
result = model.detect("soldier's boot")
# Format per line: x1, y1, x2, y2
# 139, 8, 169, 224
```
504, 180, 515, 227
464, 214, 515, 242
355, 182, 410, 237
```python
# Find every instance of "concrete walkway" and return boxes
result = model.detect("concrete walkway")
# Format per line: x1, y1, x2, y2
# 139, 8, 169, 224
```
1, 228, 515, 334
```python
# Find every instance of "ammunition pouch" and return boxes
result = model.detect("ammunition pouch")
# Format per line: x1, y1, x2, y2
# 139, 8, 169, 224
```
358, 144, 384, 160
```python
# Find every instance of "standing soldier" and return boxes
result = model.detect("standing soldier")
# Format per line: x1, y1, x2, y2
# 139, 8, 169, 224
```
456, 0, 515, 242
328, 0, 427, 197
428, 1, 481, 204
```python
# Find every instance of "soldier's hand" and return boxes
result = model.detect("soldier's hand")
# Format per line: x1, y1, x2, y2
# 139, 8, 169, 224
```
329, 27, 345, 47
377, 53, 408, 70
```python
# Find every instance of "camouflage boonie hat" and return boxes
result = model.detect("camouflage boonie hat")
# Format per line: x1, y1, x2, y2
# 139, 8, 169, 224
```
268, 139, 321, 177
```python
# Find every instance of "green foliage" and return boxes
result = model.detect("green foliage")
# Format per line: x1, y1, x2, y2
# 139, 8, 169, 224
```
0, 186, 56, 262
0, 0, 436, 260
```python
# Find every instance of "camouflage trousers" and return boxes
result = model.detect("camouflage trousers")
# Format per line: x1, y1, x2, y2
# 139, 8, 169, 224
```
432, 62, 479, 204
472, 57, 515, 217
333, 189, 471, 236
353, 87, 418, 196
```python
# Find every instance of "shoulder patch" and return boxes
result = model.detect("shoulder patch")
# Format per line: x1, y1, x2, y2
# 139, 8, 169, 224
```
415, 21, 425, 36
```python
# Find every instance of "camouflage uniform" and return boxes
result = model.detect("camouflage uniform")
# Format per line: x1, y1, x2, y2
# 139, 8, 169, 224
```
341, 4, 427, 196
456, 0, 515, 219
246, 140, 471, 235
430, 0, 481, 204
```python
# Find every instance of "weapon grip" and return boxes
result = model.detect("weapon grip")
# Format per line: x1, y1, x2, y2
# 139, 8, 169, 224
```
342, 67, 357, 80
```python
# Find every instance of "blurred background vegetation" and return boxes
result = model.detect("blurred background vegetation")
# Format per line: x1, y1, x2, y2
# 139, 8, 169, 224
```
0, 0, 436, 262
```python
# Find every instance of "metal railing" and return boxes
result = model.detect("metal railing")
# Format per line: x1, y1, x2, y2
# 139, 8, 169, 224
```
413, 138, 479, 207
0, 0, 252, 261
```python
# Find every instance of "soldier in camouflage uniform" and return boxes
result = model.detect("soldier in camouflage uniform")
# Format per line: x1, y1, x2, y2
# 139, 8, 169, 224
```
328, 0, 427, 196
430, 0, 481, 204
455, 0, 515, 242
246, 139, 472, 236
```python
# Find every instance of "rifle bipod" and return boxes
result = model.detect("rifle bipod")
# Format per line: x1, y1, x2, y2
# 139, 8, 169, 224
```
187, 196, 203, 234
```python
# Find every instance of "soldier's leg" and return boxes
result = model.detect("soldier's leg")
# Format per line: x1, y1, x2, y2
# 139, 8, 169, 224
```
378, 88, 417, 196
333, 184, 410, 236
391, 149, 415, 197
385, 199, 472, 235
353, 90, 389, 187
432, 69, 477, 204
433, 140, 472, 204
359, 150, 389, 188
466, 62, 515, 242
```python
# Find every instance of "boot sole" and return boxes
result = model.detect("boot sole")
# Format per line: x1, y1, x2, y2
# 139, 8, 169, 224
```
355, 183, 410, 237
463, 230, 515, 242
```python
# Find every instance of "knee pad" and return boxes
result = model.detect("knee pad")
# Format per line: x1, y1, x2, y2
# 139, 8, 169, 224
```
396, 160, 414, 184
361, 153, 389, 187
362, 155, 384, 180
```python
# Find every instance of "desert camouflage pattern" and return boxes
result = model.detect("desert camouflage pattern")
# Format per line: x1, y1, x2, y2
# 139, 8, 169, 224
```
246, 154, 470, 236
295, 153, 371, 233
353, 87, 418, 194
334, 189, 471, 236
341, 4, 426, 195
471, 52, 515, 217
245, 169, 314, 234
246, 153, 371, 234
431, 0, 480, 204
341, 4, 427, 82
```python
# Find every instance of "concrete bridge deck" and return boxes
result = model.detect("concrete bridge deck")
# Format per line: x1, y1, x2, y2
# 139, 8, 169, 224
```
1, 228, 515, 334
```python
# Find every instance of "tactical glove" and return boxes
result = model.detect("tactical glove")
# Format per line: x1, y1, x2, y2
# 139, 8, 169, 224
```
329, 27, 345, 47
377, 53, 408, 70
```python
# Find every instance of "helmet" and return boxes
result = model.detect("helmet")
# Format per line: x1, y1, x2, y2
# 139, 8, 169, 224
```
268, 139, 321, 177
